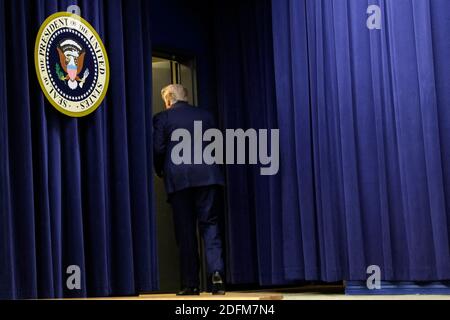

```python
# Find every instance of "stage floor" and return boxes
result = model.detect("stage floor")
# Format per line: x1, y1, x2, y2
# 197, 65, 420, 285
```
136, 293, 450, 300
88, 293, 450, 300
84, 285, 450, 300
86, 292, 450, 300
139, 292, 283, 300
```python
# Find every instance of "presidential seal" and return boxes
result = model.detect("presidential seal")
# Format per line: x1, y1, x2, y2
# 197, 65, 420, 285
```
35, 12, 109, 117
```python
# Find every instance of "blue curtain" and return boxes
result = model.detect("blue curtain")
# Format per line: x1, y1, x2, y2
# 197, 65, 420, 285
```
214, 0, 292, 285
215, 0, 450, 285
0, 0, 158, 299
272, 0, 450, 282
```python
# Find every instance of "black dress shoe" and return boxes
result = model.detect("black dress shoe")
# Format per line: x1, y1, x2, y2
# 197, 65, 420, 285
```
177, 287, 200, 296
211, 271, 225, 295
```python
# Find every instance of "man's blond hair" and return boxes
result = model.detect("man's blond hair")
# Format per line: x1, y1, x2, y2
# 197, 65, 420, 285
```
161, 84, 189, 105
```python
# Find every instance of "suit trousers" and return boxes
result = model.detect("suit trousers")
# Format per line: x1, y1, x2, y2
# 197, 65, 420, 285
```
169, 185, 224, 287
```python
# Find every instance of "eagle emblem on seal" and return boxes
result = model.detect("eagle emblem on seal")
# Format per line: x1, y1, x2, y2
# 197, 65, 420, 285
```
56, 39, 90, 90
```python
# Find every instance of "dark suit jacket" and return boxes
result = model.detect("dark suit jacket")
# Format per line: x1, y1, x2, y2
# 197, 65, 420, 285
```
153, 102, 225, 194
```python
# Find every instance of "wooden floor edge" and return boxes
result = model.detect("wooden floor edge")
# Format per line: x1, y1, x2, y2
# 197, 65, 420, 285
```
138, 292, 285, 300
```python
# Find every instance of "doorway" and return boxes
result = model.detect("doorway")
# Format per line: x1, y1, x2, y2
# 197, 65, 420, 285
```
152, 55, 197, 108
151, 53, 201, 292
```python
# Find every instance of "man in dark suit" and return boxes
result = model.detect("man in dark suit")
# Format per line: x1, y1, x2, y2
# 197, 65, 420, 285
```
153, 84, 225, 295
